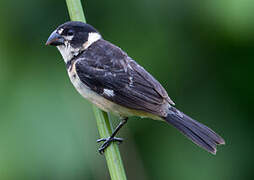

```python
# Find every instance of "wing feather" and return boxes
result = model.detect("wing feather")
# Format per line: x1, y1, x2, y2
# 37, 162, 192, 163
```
75, 39, 173, 115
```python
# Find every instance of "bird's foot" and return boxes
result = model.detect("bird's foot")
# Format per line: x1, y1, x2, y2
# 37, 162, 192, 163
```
97, 137, 124, 154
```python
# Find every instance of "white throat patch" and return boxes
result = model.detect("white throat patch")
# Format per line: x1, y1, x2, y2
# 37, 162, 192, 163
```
57, 43, 78, 63
56, 32, 101, 63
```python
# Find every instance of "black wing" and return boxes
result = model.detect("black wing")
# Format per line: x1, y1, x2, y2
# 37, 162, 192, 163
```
75, 39, 174, 115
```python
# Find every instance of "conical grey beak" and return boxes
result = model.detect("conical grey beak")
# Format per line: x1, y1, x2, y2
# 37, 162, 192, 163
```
46, 30, 65, 46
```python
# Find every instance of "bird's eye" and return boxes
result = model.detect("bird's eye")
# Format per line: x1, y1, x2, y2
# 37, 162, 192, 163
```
67, 30, 74, 36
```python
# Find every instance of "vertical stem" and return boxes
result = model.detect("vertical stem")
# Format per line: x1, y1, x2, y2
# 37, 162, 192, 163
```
93, 106, 127, 180
66, 0, 86, 22
65, 0, 127, 179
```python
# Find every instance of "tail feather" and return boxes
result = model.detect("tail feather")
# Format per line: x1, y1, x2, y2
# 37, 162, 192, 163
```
165, 107, 225, 154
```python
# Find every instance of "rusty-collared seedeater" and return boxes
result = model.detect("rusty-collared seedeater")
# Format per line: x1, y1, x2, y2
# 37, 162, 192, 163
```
46, 21, 225, 154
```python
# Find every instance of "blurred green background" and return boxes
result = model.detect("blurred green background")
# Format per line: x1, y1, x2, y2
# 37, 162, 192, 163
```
0, 0, 253, 179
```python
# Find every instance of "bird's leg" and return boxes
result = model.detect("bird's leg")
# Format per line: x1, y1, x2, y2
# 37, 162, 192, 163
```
97, 117, 128, 154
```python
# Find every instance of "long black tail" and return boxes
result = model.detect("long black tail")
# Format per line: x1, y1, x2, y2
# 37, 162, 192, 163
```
165, 106, 225, 154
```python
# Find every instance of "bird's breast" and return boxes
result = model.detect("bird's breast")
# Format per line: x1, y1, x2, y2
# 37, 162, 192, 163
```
67, 61, 110, 112
67, 60, 162, 120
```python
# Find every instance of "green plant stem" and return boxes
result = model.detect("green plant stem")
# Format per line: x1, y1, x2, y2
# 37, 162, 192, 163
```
65, 0, 127, 179
66, 0, 86, 22
93, 107, 127, 180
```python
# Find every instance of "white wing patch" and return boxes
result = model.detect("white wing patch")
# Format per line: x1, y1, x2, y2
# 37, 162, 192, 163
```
103, 89, 114, 97
129, 76, 134, 87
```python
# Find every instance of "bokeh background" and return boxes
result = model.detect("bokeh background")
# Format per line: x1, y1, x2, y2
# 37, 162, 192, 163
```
0, 0, 253, 179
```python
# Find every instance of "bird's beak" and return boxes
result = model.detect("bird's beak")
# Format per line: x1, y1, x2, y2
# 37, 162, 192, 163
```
46, 30, 65, 46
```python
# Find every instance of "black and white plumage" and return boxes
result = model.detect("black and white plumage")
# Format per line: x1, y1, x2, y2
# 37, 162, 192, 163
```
46, 21, 225, 154
74, 39, 174, 117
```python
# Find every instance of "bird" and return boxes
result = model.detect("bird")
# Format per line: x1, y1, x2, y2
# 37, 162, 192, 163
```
46, 21, 225, 154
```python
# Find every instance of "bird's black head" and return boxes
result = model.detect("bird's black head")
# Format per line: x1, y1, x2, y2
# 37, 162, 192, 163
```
46, 21, 101, 63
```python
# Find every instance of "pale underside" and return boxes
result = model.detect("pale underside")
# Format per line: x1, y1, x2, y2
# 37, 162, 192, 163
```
68, 61, 163, 121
